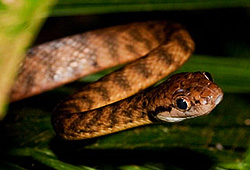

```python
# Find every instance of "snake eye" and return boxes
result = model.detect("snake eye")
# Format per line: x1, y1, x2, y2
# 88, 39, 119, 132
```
203, 72, 213, 82
175, 97, 191, 111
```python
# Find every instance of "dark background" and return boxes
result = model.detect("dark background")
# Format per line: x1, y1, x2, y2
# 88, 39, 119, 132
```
35, 8, 250, 58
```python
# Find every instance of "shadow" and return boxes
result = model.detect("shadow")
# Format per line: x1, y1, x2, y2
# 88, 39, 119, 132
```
50, 138, 215, 170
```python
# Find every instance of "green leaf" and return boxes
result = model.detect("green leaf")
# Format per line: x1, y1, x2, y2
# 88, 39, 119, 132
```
242, 144, 250, 170
82, 55, 250, 94
52, 0, 250, 16
0, 160, 27, 170
9, 148, 96, 170
0, 0, 56, 120
176, 55, 250, 93
1, 89, 250, 169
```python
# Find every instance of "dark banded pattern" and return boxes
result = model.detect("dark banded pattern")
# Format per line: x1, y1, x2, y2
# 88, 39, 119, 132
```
51, 72, 223, 140
9, 21, 223, 140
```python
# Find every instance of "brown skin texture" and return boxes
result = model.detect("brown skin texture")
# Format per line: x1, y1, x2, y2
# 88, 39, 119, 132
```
10, 21, 194, 102
52, 72, 223, 140
10, 21, 223, 140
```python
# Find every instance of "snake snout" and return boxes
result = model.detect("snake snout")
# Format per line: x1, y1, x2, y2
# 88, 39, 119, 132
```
210, 83, 224, 107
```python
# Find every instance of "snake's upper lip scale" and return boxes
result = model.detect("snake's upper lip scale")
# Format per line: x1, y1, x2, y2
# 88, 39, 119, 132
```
215, 94, 223, 106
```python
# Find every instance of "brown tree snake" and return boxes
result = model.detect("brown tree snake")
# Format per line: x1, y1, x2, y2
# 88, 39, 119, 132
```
9, 21, 223, 140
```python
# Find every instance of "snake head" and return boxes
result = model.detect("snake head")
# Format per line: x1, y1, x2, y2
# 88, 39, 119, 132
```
154, 72, 223, 122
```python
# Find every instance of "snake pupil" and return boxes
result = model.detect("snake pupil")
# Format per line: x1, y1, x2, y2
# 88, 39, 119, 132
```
176, 98, 188, 110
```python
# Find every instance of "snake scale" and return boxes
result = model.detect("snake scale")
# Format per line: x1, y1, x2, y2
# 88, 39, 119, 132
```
10, 21, 223, 140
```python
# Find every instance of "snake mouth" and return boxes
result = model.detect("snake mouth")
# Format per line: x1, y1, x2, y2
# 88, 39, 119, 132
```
159, 117, 186, 122
156, 112, 199, 122
215, 94, 223, 106
158, 115, 199, 122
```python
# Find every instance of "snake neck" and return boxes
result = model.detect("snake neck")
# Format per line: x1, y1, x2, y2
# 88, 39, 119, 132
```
52, 93, 153, 140
52, 80, 173, 140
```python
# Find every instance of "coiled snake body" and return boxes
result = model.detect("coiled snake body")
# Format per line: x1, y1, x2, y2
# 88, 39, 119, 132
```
10, 21, 223, 140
